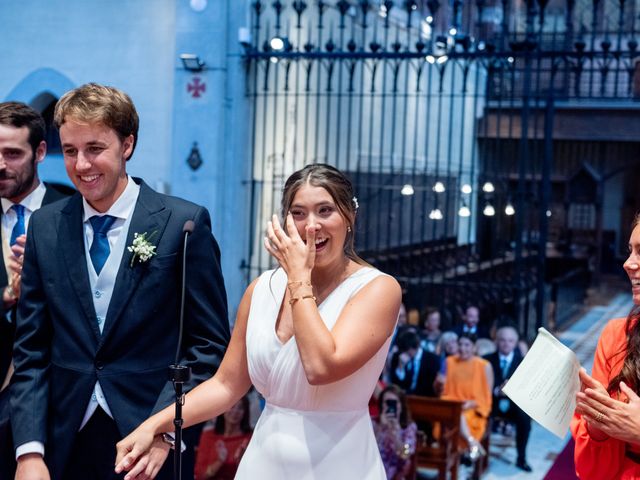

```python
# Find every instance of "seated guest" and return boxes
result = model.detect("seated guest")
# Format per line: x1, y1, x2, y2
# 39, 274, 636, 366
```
391, 329, 441, 397
436, 331, 459, 358
368, 377, 387, 419
384, 304, 412, 383
453, 305, 490, 339
419, 307, 442, 353
442, 333, 493, 459
194, 396, 253, 480
373, 385, 417, 480
484, 324, 532, 472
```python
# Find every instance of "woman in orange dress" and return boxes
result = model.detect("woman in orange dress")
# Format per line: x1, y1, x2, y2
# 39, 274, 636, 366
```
572, 214, 640, 479
442, 333, 493, 455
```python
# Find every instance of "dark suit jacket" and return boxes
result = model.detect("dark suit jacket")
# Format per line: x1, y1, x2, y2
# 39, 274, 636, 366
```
390, 349, 441, 397
10, 179, 230, 479
0, 183, 73, 384
484, 350, 524, 412
453, 323, 490, 340
0, 183, 73, 480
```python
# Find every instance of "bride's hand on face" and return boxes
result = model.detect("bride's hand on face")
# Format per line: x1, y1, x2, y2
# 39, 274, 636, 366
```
115, 428, 169, 480
264, 213, 316, 278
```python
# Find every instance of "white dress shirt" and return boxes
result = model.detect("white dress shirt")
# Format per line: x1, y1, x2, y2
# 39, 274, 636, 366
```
1, 182, 46, 281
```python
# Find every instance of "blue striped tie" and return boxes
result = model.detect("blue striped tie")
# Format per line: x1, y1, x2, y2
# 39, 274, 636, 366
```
10, 204, 25, 247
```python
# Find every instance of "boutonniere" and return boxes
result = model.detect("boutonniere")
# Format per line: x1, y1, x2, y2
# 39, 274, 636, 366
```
127, 231, 157, 267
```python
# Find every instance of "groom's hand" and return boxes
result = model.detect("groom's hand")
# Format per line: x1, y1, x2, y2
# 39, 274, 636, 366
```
15, 453, 50, 480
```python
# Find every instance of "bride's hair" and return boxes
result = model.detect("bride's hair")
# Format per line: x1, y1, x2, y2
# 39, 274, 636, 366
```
280, 163, 361, 263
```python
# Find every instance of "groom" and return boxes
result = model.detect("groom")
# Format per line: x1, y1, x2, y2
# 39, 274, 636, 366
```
11, 83, 230, 480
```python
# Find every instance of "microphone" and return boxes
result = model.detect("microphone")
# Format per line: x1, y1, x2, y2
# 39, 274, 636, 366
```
182, 220, 195, 235
169, 219, 195, 480
175, 220, 195, 366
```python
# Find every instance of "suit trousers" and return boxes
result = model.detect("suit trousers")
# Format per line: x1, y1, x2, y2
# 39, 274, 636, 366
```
62, 407, 183, 480
0, 387, 16, 480
493, 402, 531, 462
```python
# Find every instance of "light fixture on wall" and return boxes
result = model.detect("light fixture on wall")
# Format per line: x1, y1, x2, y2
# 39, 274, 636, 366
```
180, 53, 205, 72
187, 142, 203, 171
190, 0, 207, 12
269, 36, 291, 52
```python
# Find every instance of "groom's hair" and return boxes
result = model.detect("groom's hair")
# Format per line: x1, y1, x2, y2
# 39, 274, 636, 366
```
0, 101, 46, 154
53, 83, 139, 160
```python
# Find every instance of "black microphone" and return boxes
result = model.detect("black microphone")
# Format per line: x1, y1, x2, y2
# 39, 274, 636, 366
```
182, 220, 195, 235
174, 220, 195, 366
169, 219, 195, 480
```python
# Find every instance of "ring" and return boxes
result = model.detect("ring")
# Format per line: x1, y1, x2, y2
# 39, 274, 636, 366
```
594, 411, 605, 423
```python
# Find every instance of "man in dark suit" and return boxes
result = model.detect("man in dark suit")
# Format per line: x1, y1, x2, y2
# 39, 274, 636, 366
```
0, 101, 73, 480
453, 305, 490, 339
390, 329, 441, 397
11, 84, 230, 480
484, 324, 532, 472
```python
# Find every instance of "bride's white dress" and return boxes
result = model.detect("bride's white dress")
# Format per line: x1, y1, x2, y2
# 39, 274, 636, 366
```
235, 267, 392, 479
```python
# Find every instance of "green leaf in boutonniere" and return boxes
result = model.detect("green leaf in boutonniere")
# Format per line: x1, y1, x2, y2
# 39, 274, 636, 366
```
127, 230, 157, 267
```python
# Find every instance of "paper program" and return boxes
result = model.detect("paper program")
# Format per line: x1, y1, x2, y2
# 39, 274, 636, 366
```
502, 327, 580, 438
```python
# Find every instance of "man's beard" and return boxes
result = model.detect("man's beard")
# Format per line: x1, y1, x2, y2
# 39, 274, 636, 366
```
0, 156, 36, 200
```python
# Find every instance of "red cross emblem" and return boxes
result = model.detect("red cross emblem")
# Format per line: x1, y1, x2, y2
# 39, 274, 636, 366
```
187, 77, 206, 98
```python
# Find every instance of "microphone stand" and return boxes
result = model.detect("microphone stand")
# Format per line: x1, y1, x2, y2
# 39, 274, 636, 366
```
168, 223, 194, 480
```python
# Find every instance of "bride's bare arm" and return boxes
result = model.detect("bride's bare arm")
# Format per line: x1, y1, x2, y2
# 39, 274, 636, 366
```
291, 274, 401, 385
114, 280, 256, 478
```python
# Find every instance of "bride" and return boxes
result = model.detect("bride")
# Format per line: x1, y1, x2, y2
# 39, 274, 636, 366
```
115, 164, 401, 479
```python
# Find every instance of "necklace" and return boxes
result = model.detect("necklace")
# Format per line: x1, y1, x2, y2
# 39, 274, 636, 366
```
312, 258, 354, 304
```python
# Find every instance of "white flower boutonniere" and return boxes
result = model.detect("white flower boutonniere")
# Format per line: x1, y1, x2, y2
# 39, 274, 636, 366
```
128, 231, 157, 267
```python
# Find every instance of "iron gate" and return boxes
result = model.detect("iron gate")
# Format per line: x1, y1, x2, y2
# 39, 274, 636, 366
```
242, 0, 640, 338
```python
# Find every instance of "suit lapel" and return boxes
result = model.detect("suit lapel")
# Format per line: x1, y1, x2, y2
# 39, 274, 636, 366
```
0, 210, 7, 288
100, 182, 170, 342
60, 194, 101, 340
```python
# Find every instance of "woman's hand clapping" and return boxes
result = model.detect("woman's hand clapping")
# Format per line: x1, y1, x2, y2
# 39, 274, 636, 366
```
576, 368, 640, 445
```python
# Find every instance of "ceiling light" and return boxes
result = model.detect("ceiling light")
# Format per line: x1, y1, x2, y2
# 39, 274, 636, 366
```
505, 203, 515, 216
433, 181, 445, 193
429, 208, 443, 220
483, 203, 495, 216
401, 184, 415, 196
482, 181, 495, 193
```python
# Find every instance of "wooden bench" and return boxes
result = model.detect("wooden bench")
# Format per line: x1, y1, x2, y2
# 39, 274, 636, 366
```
406, 396, 463, 480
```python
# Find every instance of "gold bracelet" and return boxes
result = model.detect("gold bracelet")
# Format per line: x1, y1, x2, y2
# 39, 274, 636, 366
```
287, 280, 312, 297
289, 294, 317, 305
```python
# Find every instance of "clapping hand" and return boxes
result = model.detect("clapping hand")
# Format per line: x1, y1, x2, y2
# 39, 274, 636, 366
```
4, 234, 25, 304
576, 368, 640, 445
264, 214, 316, 278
